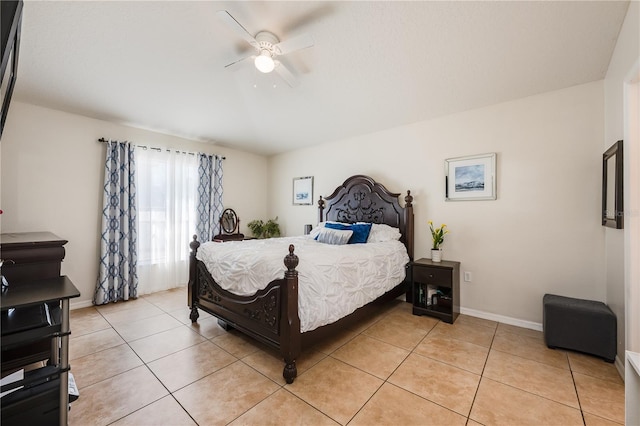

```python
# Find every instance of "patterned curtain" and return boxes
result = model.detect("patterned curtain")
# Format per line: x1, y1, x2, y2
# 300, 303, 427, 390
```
94, 140, 138, 305
196, 154, 224, 242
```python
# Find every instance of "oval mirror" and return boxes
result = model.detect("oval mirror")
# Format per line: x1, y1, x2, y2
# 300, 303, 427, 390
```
220, 208, 238, 234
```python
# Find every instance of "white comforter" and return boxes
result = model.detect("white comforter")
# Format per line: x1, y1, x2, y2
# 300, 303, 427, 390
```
196, 236, 409, 332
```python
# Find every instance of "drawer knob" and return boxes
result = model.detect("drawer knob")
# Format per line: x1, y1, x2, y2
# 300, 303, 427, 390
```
429, 274, 434, 278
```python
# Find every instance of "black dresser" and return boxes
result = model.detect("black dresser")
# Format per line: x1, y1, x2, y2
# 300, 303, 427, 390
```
1, 232, 69, 371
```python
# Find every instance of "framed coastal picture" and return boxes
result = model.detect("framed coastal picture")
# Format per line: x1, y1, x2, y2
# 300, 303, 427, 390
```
293, 176, 313, 205
445, 153, 497, 201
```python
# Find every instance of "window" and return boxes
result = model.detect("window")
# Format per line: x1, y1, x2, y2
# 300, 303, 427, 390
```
136, 148, 198, 294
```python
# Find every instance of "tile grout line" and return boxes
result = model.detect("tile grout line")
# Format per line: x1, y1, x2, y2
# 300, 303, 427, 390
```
104, 298, 181, 426
345, 319, 473, 424
300, 310, 395, 425
120, 293, 207, 426
70, 296, 623, 425
465, 323, 498, 423
335, 331, 403, 424
318, 324, 386, 425
74, 296, 204, 425
567, 356, 587, 426
149, 295, 271, 426
485, 329, 588, 414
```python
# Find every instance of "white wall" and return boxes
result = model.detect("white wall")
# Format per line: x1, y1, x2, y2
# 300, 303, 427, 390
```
604, 1, 640, 360
0, 101, 268, 308
268, 81, 605, 325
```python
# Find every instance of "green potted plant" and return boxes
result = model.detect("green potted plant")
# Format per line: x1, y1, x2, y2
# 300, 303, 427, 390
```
247, 217, 281, 239
429, 221, 449, 262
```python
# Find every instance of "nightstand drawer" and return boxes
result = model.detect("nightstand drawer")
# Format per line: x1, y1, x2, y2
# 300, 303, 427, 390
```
412, 266, 452, 286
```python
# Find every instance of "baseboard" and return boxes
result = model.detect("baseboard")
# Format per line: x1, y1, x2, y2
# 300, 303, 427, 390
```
461, 307, 626, 380
615, 354, 625, 380
70, 300, 94, 310
460, 307, 543, 331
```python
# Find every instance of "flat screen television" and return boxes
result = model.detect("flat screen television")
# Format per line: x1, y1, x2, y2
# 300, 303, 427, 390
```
1, 0, 23, 139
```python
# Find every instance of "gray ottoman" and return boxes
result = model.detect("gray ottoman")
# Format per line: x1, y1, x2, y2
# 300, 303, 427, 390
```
543, 294, 616, 362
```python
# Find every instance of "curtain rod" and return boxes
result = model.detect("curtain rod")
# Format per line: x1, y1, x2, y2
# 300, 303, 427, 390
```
98, 138, 225, 160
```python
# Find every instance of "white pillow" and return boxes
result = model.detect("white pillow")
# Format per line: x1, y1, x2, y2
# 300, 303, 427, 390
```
308, 221, 348, 239
316, 228, 353, 245
308, 222, 325, 239
366, 223, 402, 242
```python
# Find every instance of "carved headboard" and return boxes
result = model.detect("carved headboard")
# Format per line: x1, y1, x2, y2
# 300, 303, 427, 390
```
317, 175, 414, 260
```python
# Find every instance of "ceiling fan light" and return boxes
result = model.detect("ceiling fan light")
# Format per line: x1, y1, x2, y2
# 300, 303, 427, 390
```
254, 51, 275, 73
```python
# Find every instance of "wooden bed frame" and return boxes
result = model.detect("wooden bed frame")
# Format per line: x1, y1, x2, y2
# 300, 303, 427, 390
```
188, 175, 414, 383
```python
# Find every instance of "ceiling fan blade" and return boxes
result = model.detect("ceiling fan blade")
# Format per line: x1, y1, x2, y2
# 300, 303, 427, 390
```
274, 61, 299, 87
216, 10, 259, 49
224, 54, 254, 69
273, 34, 314, 56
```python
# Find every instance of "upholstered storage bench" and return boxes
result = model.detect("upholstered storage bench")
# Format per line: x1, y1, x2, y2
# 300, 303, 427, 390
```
543, 294, 616, 362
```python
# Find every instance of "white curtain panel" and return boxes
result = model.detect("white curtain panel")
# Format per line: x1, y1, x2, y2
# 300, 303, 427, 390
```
136, 148, 198, 294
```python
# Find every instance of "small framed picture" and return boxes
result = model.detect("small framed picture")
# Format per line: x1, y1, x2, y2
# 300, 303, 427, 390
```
293, 176, 313, 205
445, 153, 497, 201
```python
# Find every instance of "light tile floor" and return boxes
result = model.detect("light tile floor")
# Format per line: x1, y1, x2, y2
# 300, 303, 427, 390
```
68, 287, 625, 425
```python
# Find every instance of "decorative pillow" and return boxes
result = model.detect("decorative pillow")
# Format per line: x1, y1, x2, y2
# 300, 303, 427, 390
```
324, 222, 372, 244
308, 222, 325, 239
366, 223, 402, 242
316, 228, 353, 245
308, 221, 344, 238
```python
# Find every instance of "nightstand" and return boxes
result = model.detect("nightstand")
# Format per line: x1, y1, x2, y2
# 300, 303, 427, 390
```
411, 258, 460, 324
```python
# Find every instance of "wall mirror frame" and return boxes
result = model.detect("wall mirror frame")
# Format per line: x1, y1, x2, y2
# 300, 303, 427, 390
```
602, 140, 624, 229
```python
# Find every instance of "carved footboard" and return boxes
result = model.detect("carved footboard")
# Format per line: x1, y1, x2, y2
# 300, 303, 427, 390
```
187, 236, 301, 383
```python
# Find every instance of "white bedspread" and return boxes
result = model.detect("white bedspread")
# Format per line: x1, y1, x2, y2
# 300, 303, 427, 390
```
196, 236, 409, 332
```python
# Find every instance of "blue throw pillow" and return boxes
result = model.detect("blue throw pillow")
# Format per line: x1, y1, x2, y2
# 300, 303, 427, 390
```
324, 222, 350, 231
324, 222, 372, 244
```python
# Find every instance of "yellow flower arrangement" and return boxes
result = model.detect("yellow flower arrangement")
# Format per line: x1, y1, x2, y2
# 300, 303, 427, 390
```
429, 221, 449, 250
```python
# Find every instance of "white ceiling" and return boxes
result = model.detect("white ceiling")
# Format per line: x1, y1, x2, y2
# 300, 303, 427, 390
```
14, 1, 629, 156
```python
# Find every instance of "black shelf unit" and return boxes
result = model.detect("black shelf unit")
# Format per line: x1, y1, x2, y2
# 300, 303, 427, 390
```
1, 276, 80, 425
1, 365, 62, 425
411, 258, 460, 324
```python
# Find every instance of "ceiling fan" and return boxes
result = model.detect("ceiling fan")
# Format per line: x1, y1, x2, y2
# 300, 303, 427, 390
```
217, 10, 314, 87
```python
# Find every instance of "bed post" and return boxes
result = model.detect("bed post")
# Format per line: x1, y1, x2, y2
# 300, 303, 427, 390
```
404, 190, 414, 261
318, 196, 325, 223
281, 244, 300, 384
188, 235, 200, 323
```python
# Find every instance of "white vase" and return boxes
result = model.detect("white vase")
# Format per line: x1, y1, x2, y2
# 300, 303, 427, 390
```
431, 249, 442, 262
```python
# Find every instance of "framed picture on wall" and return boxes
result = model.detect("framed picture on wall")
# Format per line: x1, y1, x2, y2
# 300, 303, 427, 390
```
445, 153, 497, 201
293, 176, 313, 205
